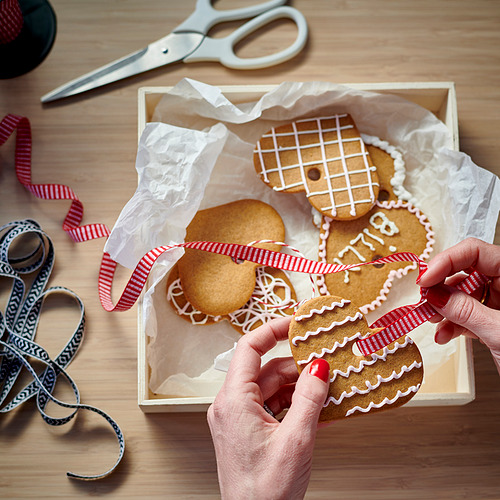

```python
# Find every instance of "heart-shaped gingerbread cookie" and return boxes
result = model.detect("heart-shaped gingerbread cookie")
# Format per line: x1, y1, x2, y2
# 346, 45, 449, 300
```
178, 199, 285, 316
254, 114, 380, 221
289, 295, 423, 422
317, 200, 434, 313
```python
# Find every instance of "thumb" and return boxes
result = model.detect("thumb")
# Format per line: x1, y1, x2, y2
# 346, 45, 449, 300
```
426, 284, 500, 348
281, 359, 330, 436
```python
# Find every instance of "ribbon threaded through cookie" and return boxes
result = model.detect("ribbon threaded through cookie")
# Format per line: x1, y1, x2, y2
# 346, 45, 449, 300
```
1, 114, 491, 358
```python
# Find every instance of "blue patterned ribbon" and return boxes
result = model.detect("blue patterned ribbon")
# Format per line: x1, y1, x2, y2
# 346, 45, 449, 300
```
0, 219, 124, 480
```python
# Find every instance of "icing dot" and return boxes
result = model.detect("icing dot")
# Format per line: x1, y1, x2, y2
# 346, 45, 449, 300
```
389, 246, 397, 252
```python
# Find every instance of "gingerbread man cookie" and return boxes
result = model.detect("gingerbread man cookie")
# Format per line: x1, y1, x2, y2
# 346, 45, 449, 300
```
289, 295, 423, 422
254, 114, 380, 221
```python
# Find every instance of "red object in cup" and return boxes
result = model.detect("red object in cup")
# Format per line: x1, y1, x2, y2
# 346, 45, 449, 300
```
0, 0, 24, 44
0, 0, 57, 79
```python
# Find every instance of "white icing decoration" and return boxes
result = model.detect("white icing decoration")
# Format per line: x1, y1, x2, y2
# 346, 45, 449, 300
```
167, 277, 221, 324
291, 312, 363, 346
317, 117, 338, 216
228, 267, 294, 334
360, 133, 418, 206
359, 200, 435, 313
344, 384, 421, 417
389, 245, 397, 252
317, 199, 435, 302
333, 257, 361, 284
297, 331, 365, 365
169, 267, 295, 334
363, 228, 385, 246
294, 298, 350, 322
298, 334, 413, 373
323, 361, 422, 406
369, 211, 399, 236
339, 244, 366, 262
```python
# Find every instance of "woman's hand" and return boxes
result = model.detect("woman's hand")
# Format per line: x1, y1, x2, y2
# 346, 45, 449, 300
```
418, 237, 500, 373
207, 316, 330, 500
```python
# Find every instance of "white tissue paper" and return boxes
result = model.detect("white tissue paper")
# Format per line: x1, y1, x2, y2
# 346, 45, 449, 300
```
105, 79, 500, 399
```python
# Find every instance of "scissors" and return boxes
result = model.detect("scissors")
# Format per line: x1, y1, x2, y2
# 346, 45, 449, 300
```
41, 0, 308, 103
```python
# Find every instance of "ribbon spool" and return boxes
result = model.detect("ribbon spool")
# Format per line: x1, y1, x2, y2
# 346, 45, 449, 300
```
0, 0, 57, 79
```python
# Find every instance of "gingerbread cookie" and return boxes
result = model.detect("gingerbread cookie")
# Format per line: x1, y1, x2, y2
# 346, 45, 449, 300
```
289, 295, 423, 422
317, 200, 434, 313
361, 134, 415, 205
178, 199, 286, 316
167, 265, 296, 334
166, 265, 223, 326
228, 266, 296, 334
254, 114, 380, 221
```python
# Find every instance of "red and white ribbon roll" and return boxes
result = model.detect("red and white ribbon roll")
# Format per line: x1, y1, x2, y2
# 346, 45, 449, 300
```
0, 114, 491, 356
0, 0, 24, 44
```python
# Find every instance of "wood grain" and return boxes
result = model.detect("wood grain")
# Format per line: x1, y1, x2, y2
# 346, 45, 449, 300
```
1, 0, 499, 497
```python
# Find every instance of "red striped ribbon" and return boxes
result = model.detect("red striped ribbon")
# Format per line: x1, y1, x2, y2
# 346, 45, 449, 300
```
0, 114, 110, 241
361, 269, 490, 355
98, 240, 427, 313
1, 114, 491, 356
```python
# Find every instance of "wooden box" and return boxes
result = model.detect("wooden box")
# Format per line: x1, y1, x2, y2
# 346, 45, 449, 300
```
137, 82, 474, 413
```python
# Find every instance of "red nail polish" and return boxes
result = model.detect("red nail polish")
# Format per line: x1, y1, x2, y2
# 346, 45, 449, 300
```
309, 359, 330, 383
426, 285, 452, 309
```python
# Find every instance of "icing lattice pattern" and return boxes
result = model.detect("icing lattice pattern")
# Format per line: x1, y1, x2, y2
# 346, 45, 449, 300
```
254, 114, 379, 219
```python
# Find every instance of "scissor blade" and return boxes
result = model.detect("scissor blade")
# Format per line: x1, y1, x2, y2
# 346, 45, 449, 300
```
41, 32, 204, 103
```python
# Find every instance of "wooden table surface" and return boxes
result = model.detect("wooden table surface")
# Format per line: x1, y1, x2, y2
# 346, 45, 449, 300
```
1, 0, 500, 498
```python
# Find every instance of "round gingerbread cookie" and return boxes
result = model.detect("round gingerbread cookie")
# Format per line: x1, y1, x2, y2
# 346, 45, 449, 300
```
288, 295, 423, 422
317, 200, 434, 313
253, 114, 380, 221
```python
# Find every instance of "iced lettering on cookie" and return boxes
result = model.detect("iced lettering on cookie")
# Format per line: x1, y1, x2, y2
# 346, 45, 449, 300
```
369, 211, 399, 236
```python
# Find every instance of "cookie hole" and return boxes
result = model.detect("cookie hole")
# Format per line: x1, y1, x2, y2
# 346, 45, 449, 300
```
307, 168, 321, 181
231, 257, 245, 264
373, 255, 385, 268
352, 341, 363, 357
378, 189, 390, 202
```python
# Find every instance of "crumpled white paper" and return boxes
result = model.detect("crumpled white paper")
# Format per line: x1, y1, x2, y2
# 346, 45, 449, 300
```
105, 78, 500, 398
